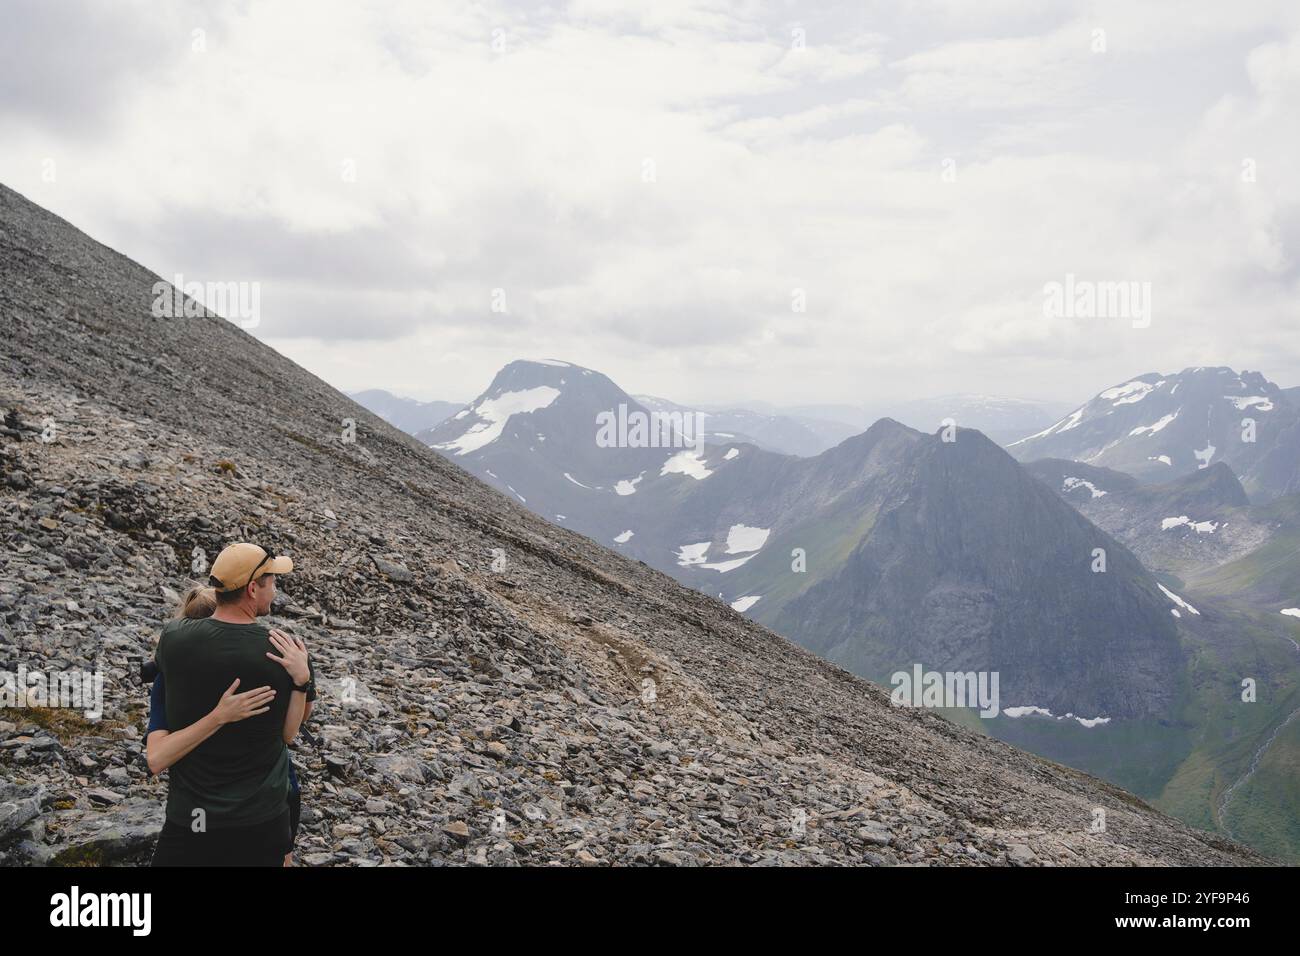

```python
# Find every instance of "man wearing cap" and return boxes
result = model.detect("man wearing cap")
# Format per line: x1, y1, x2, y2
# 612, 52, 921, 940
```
150, 543, 314, 866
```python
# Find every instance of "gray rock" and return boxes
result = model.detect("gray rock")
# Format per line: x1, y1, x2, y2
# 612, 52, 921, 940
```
0, 783, 45, 844
369, 555, 413, 583
1006, 843, 1037, 865
48, 798, 164, 865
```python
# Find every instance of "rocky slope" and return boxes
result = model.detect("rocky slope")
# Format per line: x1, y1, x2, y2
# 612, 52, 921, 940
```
0, 182, 1266, 865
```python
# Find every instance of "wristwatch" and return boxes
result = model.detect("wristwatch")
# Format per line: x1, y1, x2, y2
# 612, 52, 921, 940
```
292, 678, 314, 694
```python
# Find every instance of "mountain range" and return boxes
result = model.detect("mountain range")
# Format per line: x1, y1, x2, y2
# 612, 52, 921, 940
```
422, 359, 1180, 714
3, 181, 1266, 866
1008, 367, 1300, 500
359, 381, 1070, 458
422, 356, 1300, 862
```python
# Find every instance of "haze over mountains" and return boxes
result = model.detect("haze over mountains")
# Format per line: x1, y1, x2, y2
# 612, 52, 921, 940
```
630, 394, 857, 458
862, 395, 1075, 447
348, 390, 464, 436
7, 182, 1271, 867
358, 382, 1070, 459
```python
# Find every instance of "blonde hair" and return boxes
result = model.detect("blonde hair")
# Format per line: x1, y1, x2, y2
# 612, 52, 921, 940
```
175, 585, 217, 620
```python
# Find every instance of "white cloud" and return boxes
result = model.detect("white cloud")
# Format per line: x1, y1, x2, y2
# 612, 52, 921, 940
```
2, 0, 1299, 405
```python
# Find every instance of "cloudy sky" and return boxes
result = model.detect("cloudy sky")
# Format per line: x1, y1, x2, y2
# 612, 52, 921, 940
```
3, 0, 1299, 408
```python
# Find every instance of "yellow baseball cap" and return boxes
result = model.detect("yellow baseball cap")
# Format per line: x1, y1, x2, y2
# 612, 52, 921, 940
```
209, 542, 293, 592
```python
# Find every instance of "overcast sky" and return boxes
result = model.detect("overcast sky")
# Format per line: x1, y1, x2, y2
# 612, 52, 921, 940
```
3, 0, 1299, 407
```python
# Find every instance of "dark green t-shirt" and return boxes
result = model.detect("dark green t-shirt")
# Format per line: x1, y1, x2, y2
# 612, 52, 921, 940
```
155, 617, 307, 829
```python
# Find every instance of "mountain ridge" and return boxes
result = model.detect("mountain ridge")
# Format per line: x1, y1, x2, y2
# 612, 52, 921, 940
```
0, 182, 1268, 866
1008, 367, 1300, 500
413, 358, 1300, 862
423, 359, 1188, 722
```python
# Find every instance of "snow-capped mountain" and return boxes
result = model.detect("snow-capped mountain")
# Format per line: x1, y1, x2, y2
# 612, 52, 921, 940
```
422, 359, 1185, 722
1007, 367, 1300, 500
394, 356, 1300, 861
417, 359, 695, 516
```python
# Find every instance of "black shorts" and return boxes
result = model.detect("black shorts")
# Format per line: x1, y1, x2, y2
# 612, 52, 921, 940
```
151, 808, 291, 867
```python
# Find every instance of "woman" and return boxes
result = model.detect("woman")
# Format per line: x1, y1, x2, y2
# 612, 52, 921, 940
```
146, 585, 314, 866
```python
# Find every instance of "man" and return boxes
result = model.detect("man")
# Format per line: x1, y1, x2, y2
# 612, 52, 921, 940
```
150, 543, 314, 866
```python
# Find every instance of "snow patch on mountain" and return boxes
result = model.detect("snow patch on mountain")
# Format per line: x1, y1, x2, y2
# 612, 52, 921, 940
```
1130, 412, 1178, 437
614, 530, 634, 544
1003, 706, 1053, 718
730, 595, 761, 612
1003, 706, 1111, 728
1159, 583, 1200, 616
661, 450, 713, 480
1063, 477, 1107, 498
701, 554, 758, 573
1057, 408, 1085, 432
1011, 407, 1083, 445
433, 386, 561, 455
724, 448, 739, 461
1162, 516, 1218, 534
615, 472, 645, 496
676, 542, 710, 567
1102, 379, 1163, 405
725, 524, 770, 554
1076, 715, 1112, 728
1225, 395, 1274, 411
